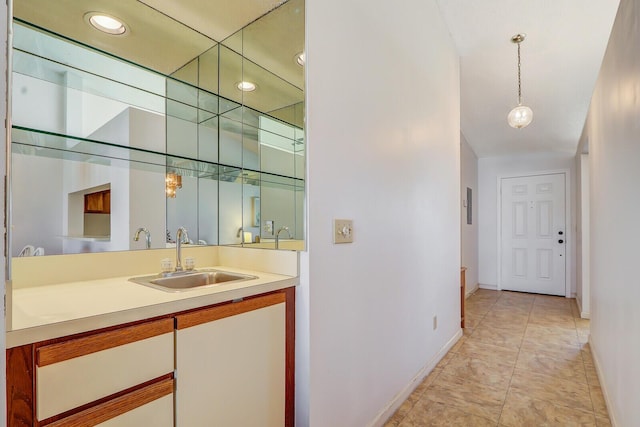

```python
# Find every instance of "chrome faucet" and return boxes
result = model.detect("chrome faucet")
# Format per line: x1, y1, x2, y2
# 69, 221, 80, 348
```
175, 227, 190, 271
275, 226, 292, 249
133, 227, 151, 249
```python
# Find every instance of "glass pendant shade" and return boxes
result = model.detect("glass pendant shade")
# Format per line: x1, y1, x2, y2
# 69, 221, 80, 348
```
507, 104, 533, 128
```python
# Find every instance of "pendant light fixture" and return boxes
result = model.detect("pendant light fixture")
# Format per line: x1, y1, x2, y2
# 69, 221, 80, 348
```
507, 34, 533, 129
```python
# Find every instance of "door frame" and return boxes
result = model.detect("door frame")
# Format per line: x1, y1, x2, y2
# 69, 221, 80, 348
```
496, 169, 572, 297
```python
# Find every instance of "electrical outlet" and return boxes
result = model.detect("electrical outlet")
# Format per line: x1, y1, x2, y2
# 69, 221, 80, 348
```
333, 219, 353, 244
433, 315, 438, 330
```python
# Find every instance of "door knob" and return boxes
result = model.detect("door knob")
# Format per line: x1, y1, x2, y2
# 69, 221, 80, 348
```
558, 231, 564, 235
558, 239, 564, 244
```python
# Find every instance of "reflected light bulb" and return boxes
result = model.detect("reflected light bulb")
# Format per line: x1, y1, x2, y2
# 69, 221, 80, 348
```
507, 105, 533, 129
87, 13, 127, 35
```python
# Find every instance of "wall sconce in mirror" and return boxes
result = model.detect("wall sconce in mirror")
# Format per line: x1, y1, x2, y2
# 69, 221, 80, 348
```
165, 173, 182, 198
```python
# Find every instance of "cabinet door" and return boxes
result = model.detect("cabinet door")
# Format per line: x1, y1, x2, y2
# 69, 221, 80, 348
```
175, 293, 286, 427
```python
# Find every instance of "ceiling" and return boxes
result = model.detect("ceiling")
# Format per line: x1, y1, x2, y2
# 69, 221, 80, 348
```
435, 0, 620, 158
14, 0, 304, 118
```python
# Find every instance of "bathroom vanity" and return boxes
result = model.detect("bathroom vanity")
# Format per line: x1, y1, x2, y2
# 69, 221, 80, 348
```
7, 252, 296, 426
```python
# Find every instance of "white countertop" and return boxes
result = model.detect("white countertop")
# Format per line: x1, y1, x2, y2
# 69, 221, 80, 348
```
7, 265, 298, 348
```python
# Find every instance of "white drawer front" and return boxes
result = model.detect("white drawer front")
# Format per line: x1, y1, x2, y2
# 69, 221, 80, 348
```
97, 394, 174, 427
37, 332, 174, 421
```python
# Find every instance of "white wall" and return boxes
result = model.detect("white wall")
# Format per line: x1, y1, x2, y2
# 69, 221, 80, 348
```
1, 0, 7, 419
302, 0, 460, 425
574, 152, 590, 317
477, 153, 576, 295
460, 133, 478, 295
580, 0, 640, 423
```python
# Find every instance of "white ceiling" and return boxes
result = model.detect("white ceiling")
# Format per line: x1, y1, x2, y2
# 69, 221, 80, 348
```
435, 0, 620, 158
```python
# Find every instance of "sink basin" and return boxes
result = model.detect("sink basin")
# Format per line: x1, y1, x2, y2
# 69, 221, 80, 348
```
129, 269, 257, 292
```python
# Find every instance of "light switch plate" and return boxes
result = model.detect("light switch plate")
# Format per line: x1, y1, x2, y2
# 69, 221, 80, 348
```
334, 219, 353, 243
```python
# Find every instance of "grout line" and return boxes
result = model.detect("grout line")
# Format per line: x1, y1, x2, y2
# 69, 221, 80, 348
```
494, 292, 533, 424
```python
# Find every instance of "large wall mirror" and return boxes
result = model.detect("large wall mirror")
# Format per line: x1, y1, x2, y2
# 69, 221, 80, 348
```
9, 0, 305, 259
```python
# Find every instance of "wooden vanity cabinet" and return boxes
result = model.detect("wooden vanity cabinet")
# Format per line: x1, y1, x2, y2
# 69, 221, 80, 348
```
175, 288, 295, 427
7, 287, 295, 427
7, 318, 175, 426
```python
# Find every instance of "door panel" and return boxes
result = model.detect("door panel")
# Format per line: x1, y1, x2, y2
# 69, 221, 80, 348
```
501, 173, 566, 295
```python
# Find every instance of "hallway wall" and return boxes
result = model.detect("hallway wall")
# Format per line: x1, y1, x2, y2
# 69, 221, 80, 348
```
301, 0, 461, 425
579, 0, 640, 423
0, 2, 6, 420
461, 133, 479, 295
574, 152, 590, 318
477, 153, 576, 296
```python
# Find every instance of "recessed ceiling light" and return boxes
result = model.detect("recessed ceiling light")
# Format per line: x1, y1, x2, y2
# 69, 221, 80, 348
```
296, 52, 305, 66
237, 81, 257, 92
85, 12, 127, 35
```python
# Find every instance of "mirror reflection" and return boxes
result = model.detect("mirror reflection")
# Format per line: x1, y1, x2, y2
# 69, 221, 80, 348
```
10, 0, 305, 257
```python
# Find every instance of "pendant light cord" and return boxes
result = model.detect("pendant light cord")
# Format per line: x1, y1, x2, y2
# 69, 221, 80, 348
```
517, 41, 522, 105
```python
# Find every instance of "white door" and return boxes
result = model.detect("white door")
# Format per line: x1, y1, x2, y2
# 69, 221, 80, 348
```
500, 173, 566, 295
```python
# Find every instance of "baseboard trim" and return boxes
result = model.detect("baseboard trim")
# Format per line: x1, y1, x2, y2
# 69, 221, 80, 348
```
576, 297, 591, 319
368, 328, 464, 427
589, 335, 618, 427
478, 283, 497, 291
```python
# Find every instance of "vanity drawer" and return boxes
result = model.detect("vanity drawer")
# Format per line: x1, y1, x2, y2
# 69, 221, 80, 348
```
47, 378, 174, 427
35, 318, 174, 422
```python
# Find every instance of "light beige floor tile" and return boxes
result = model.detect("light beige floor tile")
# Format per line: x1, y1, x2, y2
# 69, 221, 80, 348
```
499, 291, 536, 301
534, 295, 571, 308
465, 305, 493, 317
584, 361, 601, 386
516, 350, 587, 383
492, 301, 533, 314
434, 352, 454, 370
575, 318, 590, 331
530, 307, 574, 320
385, 385, 428, 424
414, 368, 442, 396
528, 312, 577, 330
399, 400, 495, 427
420, 371, 507, 422
465, 314, 483, 329
520, 339, 584, 361
578, 330, 590, 344
393, 293, 598, 427
478, 316, 527, 334
450, 336, 466, 353
510, 368, 593, 413
499, 390, 597, 427
384, 411, 408, 427
495, 295, 534, 306
483, 309, 530, 323
468, 325, 524, 349
468, 292, 496, 300
524, 324, 580, 347
590, 385, 609, 418
442, 353, 515, 390
456, 339, 520, 366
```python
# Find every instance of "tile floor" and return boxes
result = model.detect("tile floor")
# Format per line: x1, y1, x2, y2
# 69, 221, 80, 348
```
384, 289, 611, 427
